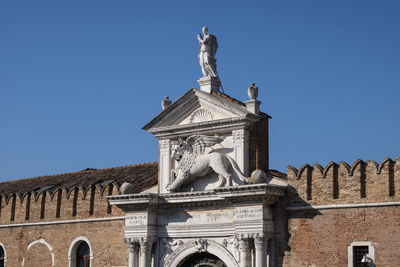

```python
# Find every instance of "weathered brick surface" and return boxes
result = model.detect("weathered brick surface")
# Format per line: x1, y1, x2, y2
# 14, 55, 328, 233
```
249, 116, 269, 172
284, 158, 400, 267
0, 184, 127, 267
0, 220, 127, 266
287, 158, 400, 205
283, 207, 400, 267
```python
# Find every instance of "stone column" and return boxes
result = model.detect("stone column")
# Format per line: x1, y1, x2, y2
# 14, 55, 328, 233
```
239, 238, 251, 267
127, 241, 139, 267
254, 236, 265, 267
139, 238, 152, 267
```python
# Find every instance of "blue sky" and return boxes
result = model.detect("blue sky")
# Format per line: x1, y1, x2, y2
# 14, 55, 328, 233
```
1, 1, 399, 181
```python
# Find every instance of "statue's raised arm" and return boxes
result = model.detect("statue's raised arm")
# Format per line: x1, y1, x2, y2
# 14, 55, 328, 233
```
198, 26, 219, 78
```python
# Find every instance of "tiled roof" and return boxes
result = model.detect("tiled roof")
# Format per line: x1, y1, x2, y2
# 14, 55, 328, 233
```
0, 161, 286, 198
0, 162, 158, 197
267, 169, 287, 179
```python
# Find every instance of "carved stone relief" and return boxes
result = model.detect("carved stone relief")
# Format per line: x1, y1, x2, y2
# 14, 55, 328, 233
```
189, 108, 214, 124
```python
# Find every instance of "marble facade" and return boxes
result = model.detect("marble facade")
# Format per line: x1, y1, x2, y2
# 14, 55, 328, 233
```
109, 83, 287, 266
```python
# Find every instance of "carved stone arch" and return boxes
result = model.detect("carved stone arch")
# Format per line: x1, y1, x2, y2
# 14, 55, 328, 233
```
350, 159, 364, 176
286, 166, 298, 180
5, 194, 14, 205
339, 161, 351, 175
366, 160, 379, 173
22, 238, 55, 267
79, 186, 88, 199
312, 163, 324, 176
20, 192, 30, 204
49, 188, 61, 201
34, 191, 46, 202
0, 242, 7, 266
65, 188, 76, 199
323, 161, 338, 178
378, 157, 393, 174
164, 240, 238, 267
297, 164, 312, 180
68, 236, 94, 267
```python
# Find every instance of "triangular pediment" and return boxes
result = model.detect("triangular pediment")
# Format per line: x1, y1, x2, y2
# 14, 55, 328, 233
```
143, 89, 253, 131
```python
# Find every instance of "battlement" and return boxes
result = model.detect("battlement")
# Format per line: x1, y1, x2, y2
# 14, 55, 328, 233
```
0, 163, 158, 225
287, 157, 400, 206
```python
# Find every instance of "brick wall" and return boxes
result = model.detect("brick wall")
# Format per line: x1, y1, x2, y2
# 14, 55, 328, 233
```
282, 158, 400, 267
0, 183, 128, 266
249, 116, 269, 172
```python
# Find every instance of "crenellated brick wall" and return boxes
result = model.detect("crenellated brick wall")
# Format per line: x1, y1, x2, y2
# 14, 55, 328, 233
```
0, 183, 123, 225
287, 157, 400, 206
282, 157, 400, 267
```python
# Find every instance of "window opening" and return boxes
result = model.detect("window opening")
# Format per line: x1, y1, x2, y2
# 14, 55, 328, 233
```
0, 245, 4, 267
353, 246, 368, 267
76, 242, 90, 267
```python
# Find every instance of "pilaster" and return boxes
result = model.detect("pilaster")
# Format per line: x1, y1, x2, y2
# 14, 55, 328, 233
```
232, 129, 249, 176
159, 139, 171, 193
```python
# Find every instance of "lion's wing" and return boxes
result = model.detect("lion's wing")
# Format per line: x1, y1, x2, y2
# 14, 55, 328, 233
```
186, 135, 225, 155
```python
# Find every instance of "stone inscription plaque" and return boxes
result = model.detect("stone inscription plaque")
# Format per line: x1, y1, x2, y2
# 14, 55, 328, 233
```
159, 209, 234, 226
234, 207, 263, 221
126, 213, 147, 226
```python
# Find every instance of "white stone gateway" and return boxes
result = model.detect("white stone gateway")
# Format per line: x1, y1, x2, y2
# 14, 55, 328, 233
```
109, 29, 287, 267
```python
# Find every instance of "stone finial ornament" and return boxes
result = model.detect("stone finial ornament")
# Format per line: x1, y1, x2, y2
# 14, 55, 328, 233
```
244, 83, 261, 114
247, 83, 258, 100
162, 96, 172, 111
120, 182, 135, 195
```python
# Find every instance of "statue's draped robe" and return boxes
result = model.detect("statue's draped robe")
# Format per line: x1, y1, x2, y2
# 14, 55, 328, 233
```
198, 34, 218, 77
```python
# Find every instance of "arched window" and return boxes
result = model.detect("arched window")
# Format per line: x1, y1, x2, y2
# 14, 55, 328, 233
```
68, 237, 93, 267
0, 244, 5, 267
76, 242, 90, 267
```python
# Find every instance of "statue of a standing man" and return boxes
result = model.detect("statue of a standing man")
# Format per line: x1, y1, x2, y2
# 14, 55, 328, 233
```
197, 27, 219, 78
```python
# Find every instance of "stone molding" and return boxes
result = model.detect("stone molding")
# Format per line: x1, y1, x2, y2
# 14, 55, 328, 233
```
142, 89, 262, 134
149, 116, 259, 139
22, 238, 55, 267
286, 201, 400, 211
109, 184, 285, 209
68, 236, 94, 267
0, 216, 124, 229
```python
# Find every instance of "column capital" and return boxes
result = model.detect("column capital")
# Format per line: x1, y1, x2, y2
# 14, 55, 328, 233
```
139, 237, 155, 250
238, 238, 250, 250
127, 242, 139, 253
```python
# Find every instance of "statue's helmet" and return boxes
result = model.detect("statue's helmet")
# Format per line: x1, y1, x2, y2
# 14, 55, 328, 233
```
202, 26, 208, 34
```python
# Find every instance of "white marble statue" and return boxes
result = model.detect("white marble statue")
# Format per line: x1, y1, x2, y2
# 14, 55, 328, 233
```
197, 27, 219, 78
166, 135, 266, 192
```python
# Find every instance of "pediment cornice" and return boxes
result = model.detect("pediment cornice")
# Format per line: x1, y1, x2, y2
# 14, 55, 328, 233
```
143, 89, 258, 134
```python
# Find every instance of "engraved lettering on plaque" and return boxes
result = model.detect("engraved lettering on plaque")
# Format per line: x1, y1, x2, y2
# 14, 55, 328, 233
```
126, 214, 147, 226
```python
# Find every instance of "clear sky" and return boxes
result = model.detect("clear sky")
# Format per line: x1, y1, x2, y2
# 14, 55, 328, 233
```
1, 1, 399, 181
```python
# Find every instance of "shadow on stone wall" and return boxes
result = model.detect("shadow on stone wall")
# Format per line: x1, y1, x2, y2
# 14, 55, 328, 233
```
273, 185, 321, 267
